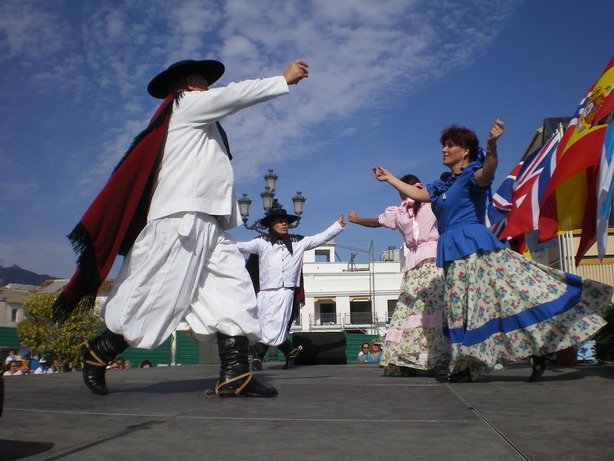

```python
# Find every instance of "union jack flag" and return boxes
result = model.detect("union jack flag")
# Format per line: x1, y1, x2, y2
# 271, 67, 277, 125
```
488, 129, 562, 240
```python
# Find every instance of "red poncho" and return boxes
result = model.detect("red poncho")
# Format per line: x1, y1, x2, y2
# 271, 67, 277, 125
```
52, 95, 176, 322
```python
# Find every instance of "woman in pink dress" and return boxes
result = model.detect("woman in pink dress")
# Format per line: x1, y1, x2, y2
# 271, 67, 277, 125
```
349, 174, 449, 376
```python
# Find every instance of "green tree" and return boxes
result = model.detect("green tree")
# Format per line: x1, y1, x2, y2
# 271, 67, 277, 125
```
17, 292, 104, 369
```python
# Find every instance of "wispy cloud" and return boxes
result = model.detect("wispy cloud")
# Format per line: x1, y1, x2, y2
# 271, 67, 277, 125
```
0, 1, 67, 60
1, 0, 521, 196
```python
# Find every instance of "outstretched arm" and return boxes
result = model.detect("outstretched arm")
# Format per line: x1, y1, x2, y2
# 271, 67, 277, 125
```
372, 166, 431, 202
475, 119, 504, 187
302, 215, 345, 250
348, 210, 381, 228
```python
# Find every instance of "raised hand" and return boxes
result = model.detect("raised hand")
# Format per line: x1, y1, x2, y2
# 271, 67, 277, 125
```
283, 59, 309, 85
372, 166, 395, 182
487, 119, 504, 145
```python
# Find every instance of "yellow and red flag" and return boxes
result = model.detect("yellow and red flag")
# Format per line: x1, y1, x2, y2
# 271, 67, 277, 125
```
538, 56, 614, 264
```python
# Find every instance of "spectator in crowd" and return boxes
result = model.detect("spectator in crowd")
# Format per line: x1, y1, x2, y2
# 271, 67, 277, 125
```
29, 354, 40, 373
139, 360, 153, 368
363, 340, 383, 363
34, 359, 56, 375
4, 351, 16, 366
14, 357, 30, 375
17, 340, 31, 361
357, 343, 370, 362
58, 360, 72, 373
4, 362, 23, 376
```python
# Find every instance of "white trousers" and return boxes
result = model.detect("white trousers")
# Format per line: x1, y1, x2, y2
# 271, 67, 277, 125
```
102, 212, 259, 349
257, 288, 295, 346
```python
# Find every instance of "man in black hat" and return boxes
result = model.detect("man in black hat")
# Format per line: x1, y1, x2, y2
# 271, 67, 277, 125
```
238, 209, 346, 370
73, 58, 309, 398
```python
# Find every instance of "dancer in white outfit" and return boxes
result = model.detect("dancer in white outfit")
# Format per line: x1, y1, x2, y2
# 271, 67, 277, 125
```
76, 58, 309, 397
238, 209, 345, 369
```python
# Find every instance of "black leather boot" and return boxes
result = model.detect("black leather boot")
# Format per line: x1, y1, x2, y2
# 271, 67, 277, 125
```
277, 339, 300, 369
528, 355, 547, 382
249, 342, 269, 371
80, 330, 128, 395
215, 334, 278, 398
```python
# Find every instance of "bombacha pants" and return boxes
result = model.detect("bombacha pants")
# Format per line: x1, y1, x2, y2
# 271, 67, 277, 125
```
256, 287, 295, 346
102, 212, 260, 349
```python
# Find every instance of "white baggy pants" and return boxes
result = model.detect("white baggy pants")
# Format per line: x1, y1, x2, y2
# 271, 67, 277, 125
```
102, 212, 260, 349
257, 288, 295, 346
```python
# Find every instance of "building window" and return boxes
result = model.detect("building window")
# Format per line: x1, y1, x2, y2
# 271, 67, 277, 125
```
315, 249, 331, 262
319, 303, 336, 324
10, 308, 19, 322
387, 299, 397, 323
350, 301, 372, 324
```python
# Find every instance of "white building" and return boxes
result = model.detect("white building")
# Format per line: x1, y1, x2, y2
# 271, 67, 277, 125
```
291, 240, 404, 338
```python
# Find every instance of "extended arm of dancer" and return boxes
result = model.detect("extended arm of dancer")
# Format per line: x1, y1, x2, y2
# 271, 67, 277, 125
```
474, 119, 504, 187
348, 210, 381, 228
372, 167, 431, 202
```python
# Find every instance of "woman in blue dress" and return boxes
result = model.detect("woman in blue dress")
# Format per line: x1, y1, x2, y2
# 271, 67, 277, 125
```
373, 120, 613, 382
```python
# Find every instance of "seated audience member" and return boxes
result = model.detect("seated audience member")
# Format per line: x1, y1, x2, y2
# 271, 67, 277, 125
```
4, 351, 16, 366
357, 343, 370, 362
34, 359, 56, 375
14, 357, 30, 375
3, 362, 23, 376
364, 340, 383, 363
58, 360, 72, 373
139, 360, 152, 368
29, 354, 40, 373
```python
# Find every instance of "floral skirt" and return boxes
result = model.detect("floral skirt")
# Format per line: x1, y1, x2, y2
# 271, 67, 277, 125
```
444, 248, 612, 380
381, 259, 449, 371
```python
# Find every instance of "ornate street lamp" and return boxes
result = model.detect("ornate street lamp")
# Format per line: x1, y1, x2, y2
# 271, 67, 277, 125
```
239, 169, 307, 232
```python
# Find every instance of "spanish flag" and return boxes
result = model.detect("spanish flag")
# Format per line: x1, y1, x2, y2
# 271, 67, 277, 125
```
538, 56, 614, 264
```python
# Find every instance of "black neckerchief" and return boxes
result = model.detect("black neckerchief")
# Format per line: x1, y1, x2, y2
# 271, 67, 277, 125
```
269, 231, 294, 255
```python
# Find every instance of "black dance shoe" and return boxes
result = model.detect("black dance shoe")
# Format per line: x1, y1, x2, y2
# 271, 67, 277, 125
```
448, 368, 472, 383
528, 355, 547, 382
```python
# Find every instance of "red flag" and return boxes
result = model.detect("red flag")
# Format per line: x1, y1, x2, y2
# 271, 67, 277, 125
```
538, 56, 614, 265
490, 130, 560, 240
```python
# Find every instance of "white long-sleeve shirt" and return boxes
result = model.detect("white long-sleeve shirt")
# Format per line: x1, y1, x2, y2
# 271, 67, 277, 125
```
238, 221, 344, 289
147, 76, 290, 229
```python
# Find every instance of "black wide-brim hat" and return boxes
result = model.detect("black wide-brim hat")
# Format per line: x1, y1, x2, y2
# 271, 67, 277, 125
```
147, 60, 225, 99
261, 208, 299, 228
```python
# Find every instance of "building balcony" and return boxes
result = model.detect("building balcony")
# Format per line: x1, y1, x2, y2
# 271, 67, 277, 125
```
306, 312, 390, 332
309, 313, 342, 329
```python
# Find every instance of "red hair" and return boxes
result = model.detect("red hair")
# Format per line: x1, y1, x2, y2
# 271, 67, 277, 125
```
440, 125, 480, 161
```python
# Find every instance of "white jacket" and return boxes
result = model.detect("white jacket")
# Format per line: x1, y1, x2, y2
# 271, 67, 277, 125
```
147, 76, 290, 229
238, 221, 344, 289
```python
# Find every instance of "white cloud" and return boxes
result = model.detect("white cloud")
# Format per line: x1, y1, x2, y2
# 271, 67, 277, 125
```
1, 0, 523, 234
0, 1, 67, 60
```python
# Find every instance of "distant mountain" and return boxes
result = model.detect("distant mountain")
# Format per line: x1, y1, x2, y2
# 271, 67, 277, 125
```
0, 265, 61, 287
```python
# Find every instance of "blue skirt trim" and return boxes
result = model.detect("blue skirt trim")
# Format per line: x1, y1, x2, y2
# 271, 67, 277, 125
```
446, 272, 583, 347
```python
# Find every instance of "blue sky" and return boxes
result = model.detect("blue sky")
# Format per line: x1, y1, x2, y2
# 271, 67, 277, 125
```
1, 0, 613, 278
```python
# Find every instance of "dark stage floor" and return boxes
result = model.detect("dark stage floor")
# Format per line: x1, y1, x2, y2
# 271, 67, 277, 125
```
1, 360, 613, 460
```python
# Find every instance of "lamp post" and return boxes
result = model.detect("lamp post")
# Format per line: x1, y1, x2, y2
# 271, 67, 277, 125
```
239, 169, 306, 232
